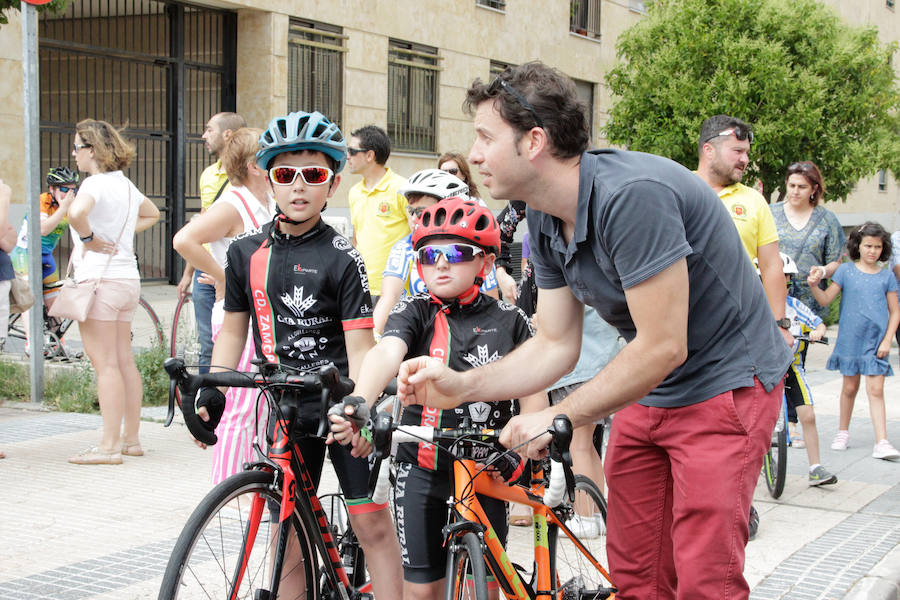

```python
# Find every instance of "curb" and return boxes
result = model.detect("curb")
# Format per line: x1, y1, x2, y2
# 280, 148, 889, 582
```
844, 545, 900, 600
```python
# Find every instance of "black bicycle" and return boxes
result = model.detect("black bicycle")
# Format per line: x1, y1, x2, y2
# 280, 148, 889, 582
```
160, 357, 376, 600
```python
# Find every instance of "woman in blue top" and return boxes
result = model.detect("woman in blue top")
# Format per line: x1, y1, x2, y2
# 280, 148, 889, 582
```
771, 161, 845, 321
808, 221, 900, 460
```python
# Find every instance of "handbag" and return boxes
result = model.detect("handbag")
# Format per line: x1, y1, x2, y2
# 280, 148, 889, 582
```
8, 275, 34, 314
49, 188, 132, 322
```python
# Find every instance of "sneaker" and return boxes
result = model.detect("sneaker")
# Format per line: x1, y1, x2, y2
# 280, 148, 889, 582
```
830, 430, 850, 451
566, 514, 600, 539
872, 440, 900, 461
748, 505, 759, 541
808, 465, 838, 486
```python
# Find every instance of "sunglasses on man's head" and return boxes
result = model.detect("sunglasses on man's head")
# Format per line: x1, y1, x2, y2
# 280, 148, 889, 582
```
417, 243, 484, 266
268, 165, 334, 186
702, 126, 754, 145
487, 77, 545, 129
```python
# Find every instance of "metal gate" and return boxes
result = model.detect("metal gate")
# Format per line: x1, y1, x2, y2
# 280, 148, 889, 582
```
39, 0, 236, 282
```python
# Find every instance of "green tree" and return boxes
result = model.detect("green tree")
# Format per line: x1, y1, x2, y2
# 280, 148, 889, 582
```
1, 0, 69, 26
604, 0, 900, 202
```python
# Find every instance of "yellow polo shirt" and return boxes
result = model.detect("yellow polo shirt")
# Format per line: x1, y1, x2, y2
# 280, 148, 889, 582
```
348, 168, 409, 296
199, 160, 230, 210
717, 182, 779, 260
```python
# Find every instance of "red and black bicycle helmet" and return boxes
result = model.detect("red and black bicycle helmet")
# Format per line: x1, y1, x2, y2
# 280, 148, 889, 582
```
411, 196, 500, 255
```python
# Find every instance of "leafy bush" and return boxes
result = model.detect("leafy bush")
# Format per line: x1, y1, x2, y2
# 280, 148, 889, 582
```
134, 341, 169, 407
44, 362, 98, 412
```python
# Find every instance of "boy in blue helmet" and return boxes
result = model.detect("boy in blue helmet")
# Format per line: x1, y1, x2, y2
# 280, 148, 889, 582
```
191, 110, 402, 598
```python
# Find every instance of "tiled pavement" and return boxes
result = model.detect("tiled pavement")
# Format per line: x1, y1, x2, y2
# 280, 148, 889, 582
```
1, 290, 900, 599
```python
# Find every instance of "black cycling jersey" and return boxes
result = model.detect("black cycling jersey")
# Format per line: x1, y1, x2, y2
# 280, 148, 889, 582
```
383, 292, 533, 471
224, 218, 373, 375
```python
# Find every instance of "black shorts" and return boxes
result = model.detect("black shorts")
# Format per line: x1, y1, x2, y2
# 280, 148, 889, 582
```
395, 462, 508, 583
266, 404, 375, 511
783, 364, 813, 410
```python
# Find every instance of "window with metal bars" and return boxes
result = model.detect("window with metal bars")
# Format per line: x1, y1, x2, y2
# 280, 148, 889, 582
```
288, 19, 346, 127
387, 40, 440, 153
570, 0, 601, 38
476, 0, 506, 10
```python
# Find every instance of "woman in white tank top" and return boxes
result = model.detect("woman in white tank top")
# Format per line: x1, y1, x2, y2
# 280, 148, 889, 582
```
66, 119, 161, 465
173, 127, 274, 482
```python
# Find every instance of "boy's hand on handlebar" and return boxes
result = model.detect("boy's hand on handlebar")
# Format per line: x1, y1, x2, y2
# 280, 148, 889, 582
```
397, 356, 465, 409
500, 409, 555, 460
809, 323, 827, 343
193, 387, 225, 448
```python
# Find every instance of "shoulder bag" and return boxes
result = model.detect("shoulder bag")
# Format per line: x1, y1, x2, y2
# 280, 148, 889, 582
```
8, 274, 34, 314
48, 188, 132, 322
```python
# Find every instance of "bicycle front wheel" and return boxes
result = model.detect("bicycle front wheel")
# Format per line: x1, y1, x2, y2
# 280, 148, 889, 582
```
764, 411, 788, 498
132, 295, 165, 350
552, 475, 614, 599
159, 469, 319, 600
446, 531, 488, 600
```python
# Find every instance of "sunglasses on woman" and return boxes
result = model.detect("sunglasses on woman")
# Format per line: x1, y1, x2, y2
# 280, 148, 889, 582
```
268, 165, 334, 186
417, 243, 484, 266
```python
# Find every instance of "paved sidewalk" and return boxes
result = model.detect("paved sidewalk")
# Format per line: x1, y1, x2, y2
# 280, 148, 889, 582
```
1, 288, 899, 599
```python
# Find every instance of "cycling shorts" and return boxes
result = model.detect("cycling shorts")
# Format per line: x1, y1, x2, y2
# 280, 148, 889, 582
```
783, 364, 813, 410
395, 461, 508, 583
265, 405, 382, 514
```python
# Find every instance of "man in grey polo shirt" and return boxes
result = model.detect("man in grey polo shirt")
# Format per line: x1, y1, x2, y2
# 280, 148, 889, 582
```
396, 61, 792, 599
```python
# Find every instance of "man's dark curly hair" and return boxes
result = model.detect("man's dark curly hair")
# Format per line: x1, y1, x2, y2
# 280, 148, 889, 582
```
463, 61, 589, 159
847, 221, 892, 262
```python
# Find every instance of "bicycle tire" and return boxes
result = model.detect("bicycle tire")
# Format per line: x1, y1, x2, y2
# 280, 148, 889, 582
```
551, 475, 612, 599
158, 469, 319, 600
132, 295, 165, 350
446, 531, 489, 600
764, 411, 788, 498
169, 293, 201, 407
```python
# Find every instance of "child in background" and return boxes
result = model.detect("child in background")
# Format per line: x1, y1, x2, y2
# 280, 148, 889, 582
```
779, 253, 837, 484
373, 168, 498, 334
808, 221, 900, 460
330, 197, 546, 600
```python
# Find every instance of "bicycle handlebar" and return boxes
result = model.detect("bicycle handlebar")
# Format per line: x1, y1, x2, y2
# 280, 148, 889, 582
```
163, 357, 355, 445
368, 412, 575, 508
794, 334, 828, 344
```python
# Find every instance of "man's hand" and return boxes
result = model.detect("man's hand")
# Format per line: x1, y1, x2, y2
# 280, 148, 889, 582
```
176, 271, 193, 299
496, 267, 518, 302
499, 408, 555, 460
779, 326, 794, 348
397, 356, 465, 409
327, 411, 374, 458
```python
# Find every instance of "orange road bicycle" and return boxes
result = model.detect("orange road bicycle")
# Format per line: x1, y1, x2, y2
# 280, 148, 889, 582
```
159, 357, 376, 600
367, 411, 616, 600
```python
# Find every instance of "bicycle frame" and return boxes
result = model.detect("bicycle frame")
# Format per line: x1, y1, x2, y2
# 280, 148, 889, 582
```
450, 457, 613, 600
162, 358, 369, 599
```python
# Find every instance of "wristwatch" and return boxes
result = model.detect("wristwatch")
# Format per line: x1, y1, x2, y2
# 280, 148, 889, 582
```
776, 318, 792, 330
79, 232, 94, 243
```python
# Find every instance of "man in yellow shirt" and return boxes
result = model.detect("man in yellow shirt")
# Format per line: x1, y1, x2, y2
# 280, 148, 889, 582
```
346, 125, 409, 301
696, 115, 789, 346
176, 111, 245, 373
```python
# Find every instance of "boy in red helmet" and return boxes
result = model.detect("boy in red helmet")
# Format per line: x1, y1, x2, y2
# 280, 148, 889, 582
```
330, 196, 546, 600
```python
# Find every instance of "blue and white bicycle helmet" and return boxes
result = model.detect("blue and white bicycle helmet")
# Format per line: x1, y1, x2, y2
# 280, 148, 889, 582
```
256, 111, 347, 173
